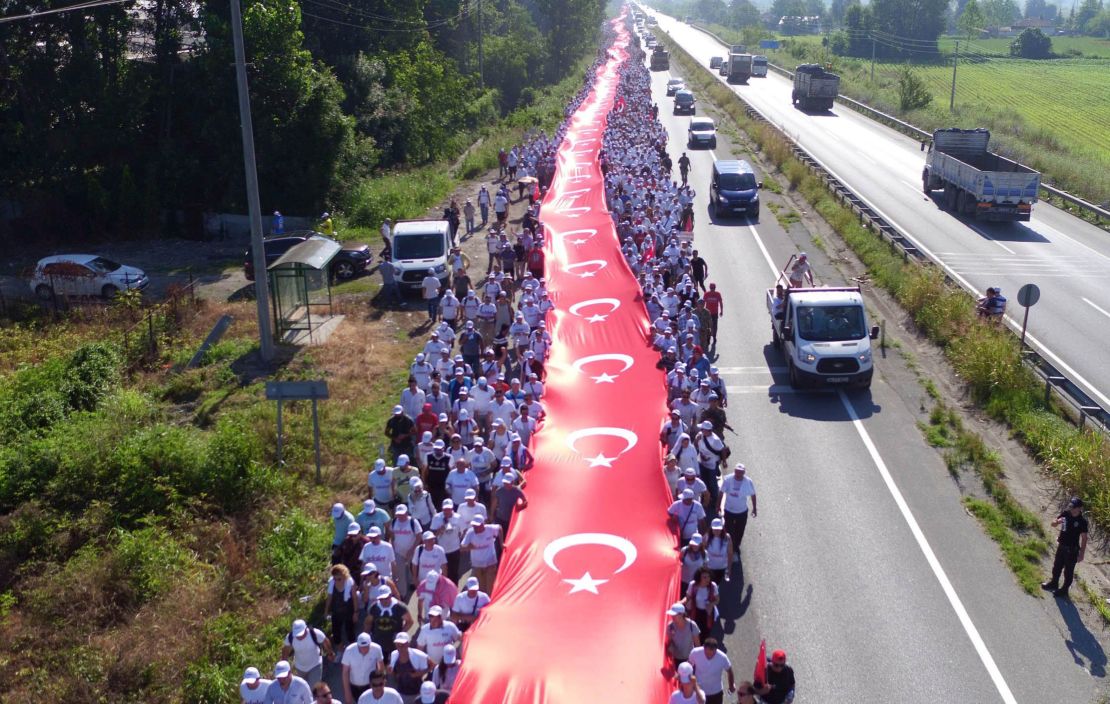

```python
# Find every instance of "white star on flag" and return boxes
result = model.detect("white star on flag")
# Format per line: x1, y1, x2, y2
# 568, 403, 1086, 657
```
586, 453, 615, 467
586, 314, 607, 323
563, 571, 609, 594
570, 238, 589, 245
591, 372, 618, 383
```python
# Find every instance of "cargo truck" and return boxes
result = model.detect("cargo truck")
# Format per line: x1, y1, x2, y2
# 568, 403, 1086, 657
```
791, 64, 839, 110
649, 46, 670, 71
727, 49, 753, 84
921, 128, 1040, 221
767, 284, 879, 389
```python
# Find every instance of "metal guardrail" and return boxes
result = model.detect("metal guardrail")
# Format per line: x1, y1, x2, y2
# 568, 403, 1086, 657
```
689, 24, 1108, 225
668, 26, 1109, 434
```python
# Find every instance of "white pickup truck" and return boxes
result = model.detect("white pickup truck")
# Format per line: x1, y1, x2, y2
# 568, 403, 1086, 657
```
767, 285, 879, 389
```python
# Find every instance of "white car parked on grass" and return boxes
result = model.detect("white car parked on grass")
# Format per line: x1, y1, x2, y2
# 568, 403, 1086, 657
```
30, 254, 149, 300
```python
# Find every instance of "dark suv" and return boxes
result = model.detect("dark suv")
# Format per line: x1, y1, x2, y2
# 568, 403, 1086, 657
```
243, 231, 372, 281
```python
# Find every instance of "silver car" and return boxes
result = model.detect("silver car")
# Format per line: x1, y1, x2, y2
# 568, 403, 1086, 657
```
30, 254, 149, 300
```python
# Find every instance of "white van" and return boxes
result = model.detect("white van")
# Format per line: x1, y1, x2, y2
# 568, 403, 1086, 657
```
752, 55, 769, 77
390, 220, 451, 290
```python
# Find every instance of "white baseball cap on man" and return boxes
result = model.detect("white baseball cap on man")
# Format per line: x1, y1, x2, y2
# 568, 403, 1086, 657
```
420, 681, 439, 703
273, 660, 292, 678
241, 667, 261, 685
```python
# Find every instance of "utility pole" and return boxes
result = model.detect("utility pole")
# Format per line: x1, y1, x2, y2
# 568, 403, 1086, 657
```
949, 40, 959, 112
870, 34, 876, 82
477, 0, 484, 89
230, 0, 275, 361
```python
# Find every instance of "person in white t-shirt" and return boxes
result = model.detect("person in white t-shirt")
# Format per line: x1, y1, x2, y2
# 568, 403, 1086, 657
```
444, 460, 480, 506
717, 463, 757, 561
280, 619, 333, 687
387, 505, 421, 595
670, 662, 706, 704
438, 290, 460, 329
431, 644, 462, 692
342, 632, 385, 704
358, 527, 397, 579
430, 501, 463, 582
239, 666, 272, 704
387, 632, 430, 699
416, 605, 462, 663
461, 517, 502, 593
421, 269, 442, 322
451, 576, 491, 633
411, 531, 448, 585
356, 672, 403, 704
265, 660, 313, 704
688, 639, 734, 704
668, 489, 707, 543
456, 488, 488, 528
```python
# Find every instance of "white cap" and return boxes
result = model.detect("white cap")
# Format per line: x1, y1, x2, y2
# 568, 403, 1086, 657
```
398, 454, 410, 466
392, 405, 403, 415
466, 576, 480, 590
420, 681, 438, 703
346, 523, 360, 535
734, 463, 746, 473
470, 516, 484, 526
362, 499, 376, 512
433, 439, 446, 449
442, 499, 454, 509
331, 503, 344, 518
681, 489, 695, 500
376, 585, 392, 598
428, 604, 444, 617
394, 631, 411, 644
368, 526, 382, 537
711, 517, 724, 530
374, 458, 386, 471
422, 530, 435, 540
411, 477, 423, 488
668, 602, 686, 616
291, 619, 307, 637
357, 633, 373, 647
426, 569, 440, 585
274, 660, 292, 678
699, 420, 712, 430
688, 533, 703, 546
241, 667, 261, 685
465, 488, 477, 499
395, 504, 409, 515
443, 644, 458, 664
683, 467, 696, 476
677, 661, 694, 683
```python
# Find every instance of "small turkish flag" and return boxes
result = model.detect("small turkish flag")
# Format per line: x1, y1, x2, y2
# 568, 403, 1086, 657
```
753, 639, 767, 688
615, 97, 625, 113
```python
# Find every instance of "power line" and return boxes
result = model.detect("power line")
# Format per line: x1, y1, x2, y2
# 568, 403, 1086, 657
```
0, 0, 132, 24
301, 1, 464, 31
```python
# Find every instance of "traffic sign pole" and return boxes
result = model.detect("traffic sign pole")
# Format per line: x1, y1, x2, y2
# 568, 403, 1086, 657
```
1016, 283, 1040, 348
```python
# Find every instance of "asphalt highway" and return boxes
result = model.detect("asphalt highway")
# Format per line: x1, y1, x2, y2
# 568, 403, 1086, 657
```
648, 10, 1110, 415
646, 49, 1107, 702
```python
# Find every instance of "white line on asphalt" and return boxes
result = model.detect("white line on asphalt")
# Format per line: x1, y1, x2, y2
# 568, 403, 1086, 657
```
1033, 219, 1110, 267
1083, 297, 1110, 321
900, 180, 923, 194
839, 392, 1018, 704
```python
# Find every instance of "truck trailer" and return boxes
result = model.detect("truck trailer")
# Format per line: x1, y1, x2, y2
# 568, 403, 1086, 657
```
921, 128, 1040, 221
792, 64, 839, 111
727, 48, 753, 84
649, 46, 670, 71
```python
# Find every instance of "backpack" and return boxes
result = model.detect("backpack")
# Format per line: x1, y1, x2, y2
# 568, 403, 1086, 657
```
287, 626, 321, 649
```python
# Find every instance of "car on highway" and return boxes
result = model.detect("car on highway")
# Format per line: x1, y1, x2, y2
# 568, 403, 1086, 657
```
673, 89, 696, 115
665, 78, 685, 96
687, 117, 717, 148
30, 254, 149, 300
243, 231, 372, 281
709, 56, 723, 69
710, 159, 761, 219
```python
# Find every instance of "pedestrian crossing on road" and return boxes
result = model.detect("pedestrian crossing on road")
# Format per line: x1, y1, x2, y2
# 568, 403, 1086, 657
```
935, 252, 1109, 279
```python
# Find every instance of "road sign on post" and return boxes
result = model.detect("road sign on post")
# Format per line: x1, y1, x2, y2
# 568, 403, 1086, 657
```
265, 380, 329, 483
1016, 283, 1040, 347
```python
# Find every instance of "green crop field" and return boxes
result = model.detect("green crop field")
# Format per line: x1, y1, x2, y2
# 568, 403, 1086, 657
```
705, 25, 1110, 205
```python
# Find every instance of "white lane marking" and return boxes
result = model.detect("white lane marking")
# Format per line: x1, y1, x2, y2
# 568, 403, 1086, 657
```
749, 223, 778, 275
900, 180, 924, 195
1083, 297, 1110, 321
839, 392, 1018, 704
1033, 219, 1110, 267
965, 223, 1015, 254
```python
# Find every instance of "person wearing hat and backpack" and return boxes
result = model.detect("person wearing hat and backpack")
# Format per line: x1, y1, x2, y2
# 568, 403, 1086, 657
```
665, 604, 700, 667
281, 619, 334, 687
450, 576, 490, 633
1042, 497, 1089, 599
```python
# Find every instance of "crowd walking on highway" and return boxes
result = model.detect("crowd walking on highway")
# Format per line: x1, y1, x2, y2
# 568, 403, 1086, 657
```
238, 16, 805, 704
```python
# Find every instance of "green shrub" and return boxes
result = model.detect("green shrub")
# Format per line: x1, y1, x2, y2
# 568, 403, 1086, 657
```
258, 508, 330, 594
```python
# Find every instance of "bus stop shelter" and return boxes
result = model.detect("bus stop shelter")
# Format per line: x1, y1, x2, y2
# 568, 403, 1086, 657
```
267, 235, 344, 345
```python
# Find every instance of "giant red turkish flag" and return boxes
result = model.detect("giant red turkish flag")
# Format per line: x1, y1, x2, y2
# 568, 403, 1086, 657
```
449, 14, 680, 703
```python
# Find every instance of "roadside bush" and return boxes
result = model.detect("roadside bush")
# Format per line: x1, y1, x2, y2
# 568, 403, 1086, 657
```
258, 508, 330, 594
896, 67, 933, 111
948, 326, 1035, 404
63, 342, 122, 411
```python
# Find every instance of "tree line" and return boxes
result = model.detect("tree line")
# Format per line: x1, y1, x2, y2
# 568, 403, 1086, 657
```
0, 0, 605, 241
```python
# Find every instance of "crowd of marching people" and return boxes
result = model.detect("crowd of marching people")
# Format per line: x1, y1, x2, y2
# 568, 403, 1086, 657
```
238, 16, 795, 704
602, 32, 797, 704
237, 30, 624, 704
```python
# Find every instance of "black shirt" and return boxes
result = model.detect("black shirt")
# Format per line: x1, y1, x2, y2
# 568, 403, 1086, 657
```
426, 453, 452, 474
691, 256, 707, 279
386, 414, 415, 444
1058, 511, 1089, 549
763, 664, 796, 704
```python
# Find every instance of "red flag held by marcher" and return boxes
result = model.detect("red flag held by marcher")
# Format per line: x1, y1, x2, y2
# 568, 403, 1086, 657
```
753, 638, 767, 688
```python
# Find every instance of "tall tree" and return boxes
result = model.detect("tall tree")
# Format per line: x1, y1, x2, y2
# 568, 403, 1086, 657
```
959, 0, 986, 37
